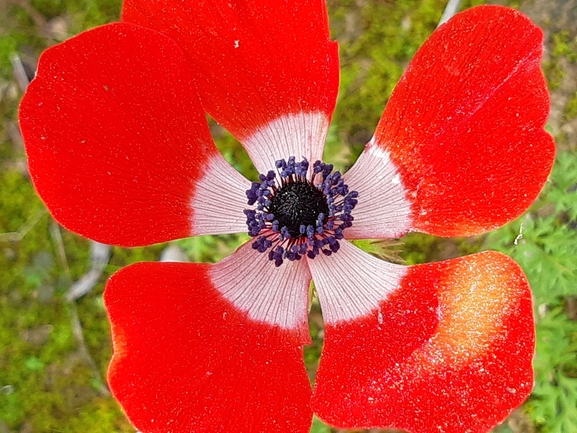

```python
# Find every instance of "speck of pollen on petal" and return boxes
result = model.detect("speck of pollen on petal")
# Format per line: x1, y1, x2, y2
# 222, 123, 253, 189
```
244, 156, 358, 267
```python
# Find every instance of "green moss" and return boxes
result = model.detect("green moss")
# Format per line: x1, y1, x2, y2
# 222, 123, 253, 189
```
401, 232, 441, 265
0, 35, 20, 78
0, 171, 45, 233
564, 91, 577, 120
67, 0, 122, 33
30, 0, 67, 18
551, 31, 577, 61
543, 30, 577, 90
212, 124, 259, 181
328, 0, 448, 151
29, 0, 122, 32
62, 397, 134, 432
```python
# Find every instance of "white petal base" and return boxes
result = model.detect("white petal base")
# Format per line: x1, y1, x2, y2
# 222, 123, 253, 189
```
209, 242, 312, 338
243, 112, 329, 174
307, 239, 407, 324
192, 153, 252, 235
344, 141, 413, 239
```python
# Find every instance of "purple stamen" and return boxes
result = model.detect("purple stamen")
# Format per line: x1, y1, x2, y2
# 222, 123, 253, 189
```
244, 156, 358, 266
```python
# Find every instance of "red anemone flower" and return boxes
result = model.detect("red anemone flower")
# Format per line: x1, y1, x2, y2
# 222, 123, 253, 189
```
19, 2, 555, 433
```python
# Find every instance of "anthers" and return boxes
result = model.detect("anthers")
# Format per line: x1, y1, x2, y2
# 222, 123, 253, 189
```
244, 156, 358, 266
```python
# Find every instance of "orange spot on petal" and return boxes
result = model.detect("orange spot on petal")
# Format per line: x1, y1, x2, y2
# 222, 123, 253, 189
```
413, 251, 529, 368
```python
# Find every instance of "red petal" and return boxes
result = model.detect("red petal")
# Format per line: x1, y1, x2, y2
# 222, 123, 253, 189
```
122, 0, 339, 170
19, 23, 245, 247
371, 5, 555, 237
312, 251, 534, 433
105, 260, 313, 432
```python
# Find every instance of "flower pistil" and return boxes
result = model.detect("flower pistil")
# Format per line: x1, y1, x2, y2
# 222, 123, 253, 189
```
244, 157, 358, 266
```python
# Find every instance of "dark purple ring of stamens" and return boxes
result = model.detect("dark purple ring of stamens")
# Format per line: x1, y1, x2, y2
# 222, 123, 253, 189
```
244, 156, 358, 267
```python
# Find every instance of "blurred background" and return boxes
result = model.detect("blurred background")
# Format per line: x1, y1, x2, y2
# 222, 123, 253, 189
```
1, 0, 576, 432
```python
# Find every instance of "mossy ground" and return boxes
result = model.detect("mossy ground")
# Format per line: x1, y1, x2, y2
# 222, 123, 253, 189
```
1, 1, 576, 432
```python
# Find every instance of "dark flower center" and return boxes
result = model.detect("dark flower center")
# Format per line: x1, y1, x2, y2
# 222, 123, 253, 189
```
268, 181, 329, 238
244, 156, 358, 266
